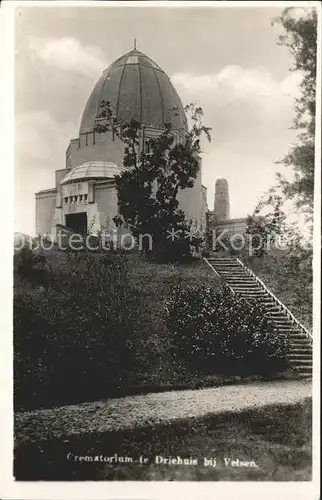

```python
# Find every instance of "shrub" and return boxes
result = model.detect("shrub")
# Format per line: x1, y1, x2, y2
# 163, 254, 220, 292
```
14, 250, 142, 409
165, 285, 289, 376
14, 246, 52, 287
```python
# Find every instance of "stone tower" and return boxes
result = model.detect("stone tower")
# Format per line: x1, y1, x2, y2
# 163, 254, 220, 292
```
214, 178, 230, 222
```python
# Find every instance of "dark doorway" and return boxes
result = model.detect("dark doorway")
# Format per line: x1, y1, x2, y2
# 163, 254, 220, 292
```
65, 212, 87, 235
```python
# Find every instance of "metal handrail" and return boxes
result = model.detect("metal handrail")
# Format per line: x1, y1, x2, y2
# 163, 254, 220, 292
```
236, 258, 313, 343
203, 257, 235, 295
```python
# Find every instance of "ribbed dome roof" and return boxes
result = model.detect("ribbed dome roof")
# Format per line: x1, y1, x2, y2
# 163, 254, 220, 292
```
79, 49, 188, 134
60, 161, 122, 185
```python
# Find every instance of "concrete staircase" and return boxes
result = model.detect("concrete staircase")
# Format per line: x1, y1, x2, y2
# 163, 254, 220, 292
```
204, 256, 313, 379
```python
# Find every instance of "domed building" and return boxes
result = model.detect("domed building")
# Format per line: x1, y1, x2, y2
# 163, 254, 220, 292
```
35, 47, 242, 243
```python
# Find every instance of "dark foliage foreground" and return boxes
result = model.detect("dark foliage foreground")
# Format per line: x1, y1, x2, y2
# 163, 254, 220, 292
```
14, 248, 290, 411
14, 399, 312, 481
166, 285, 289, 376
14, 249, 143, 410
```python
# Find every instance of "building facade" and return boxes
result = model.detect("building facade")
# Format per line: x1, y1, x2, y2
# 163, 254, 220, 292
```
35, 48, 208, 240
35, 47, 245, 246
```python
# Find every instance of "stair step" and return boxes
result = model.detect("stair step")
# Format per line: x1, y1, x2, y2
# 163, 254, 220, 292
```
222, 271, 251, 274
270, 311, 289, 315
291, 352, 313, 356
283, 339, 308, 344
284, 333, 308, 338
281, 331, 304, 335
288, 359, 312, 365
275, 313, 300, 322
277, 328, 301, 332
226, 283, 258, 287
208, 258, 237, 261
290, 348, 312, 354
273, 322, 298, 327
290, 353, 312, 358
290, 337, 311, 342
234, 292, 259, 296
293, 365, 312, 373
288, 353, 313, 363
218, 269, 244, 274
223, 280, 253, 286
277, 330, 305, 336
224, 275, 253, 278
211, 264, 241, 268
226, 279, 258, 284
206, 258, 313, 380
228, 284, 260, 288
228, 281, 259, 286
279, 332, 305, 337
274, 325, 297, 329
288, 352, 312, 359
219, 276, 250, 280
231, 287, 262, 292
208, 261, 237, 264
219, 272, 248, 276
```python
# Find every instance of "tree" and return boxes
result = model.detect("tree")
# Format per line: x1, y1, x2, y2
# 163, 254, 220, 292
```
95, 102, 211, 261
241, 8, 317, 327
245, 193, 287, 257
243, 190, 313, 328
273, 8, 317, 220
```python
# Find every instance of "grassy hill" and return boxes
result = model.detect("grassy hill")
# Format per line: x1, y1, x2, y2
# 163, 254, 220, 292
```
14, 249, 297, 411
14, 250, 228, 410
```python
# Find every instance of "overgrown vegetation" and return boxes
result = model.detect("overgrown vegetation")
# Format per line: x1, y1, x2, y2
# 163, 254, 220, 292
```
14, 247, 223, 409
14, 245, 292, 410
166, 284, 289, 376
273, 7, 317, 221
244, 251, 313, 330
14, 248, 144, 409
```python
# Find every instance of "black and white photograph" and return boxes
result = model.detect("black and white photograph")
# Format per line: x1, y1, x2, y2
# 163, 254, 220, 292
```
0, 0, 320, 497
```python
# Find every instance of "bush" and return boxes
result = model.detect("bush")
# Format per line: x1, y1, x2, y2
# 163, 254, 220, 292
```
14, 250, 142, 409
14, 246, 52, 287
165, 285, 289, 376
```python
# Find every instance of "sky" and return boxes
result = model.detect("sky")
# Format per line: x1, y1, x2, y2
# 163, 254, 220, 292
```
14, 4, 305, 235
